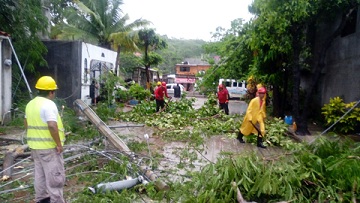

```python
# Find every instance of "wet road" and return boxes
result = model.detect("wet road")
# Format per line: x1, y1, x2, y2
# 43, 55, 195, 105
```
190, 96, 248, 115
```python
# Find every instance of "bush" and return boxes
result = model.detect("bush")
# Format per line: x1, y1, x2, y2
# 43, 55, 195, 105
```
321, 97, 360, 134
115, 89, 131, 102
128, 84, 151, 101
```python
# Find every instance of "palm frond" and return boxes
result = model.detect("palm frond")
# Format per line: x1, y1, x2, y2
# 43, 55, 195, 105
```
74, 0, 105, 31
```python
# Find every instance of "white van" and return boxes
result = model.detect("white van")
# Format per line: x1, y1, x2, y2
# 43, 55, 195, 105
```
166, 83, 185, 94
219, 79, 247, 98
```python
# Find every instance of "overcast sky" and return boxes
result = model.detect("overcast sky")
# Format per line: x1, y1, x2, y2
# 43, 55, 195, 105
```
122, 0, 254, 41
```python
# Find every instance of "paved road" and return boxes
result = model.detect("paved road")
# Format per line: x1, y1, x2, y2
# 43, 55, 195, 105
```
189, 96, 248, 115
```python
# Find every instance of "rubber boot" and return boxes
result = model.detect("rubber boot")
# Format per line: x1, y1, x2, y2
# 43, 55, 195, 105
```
257, 136, 266, 148
36, 197, 50, 203
237, 131, 245, 143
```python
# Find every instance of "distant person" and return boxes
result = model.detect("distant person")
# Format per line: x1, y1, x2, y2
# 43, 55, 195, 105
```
90, 80, 95, 103
94, 81, 99, 103
173, 83, 181, 100
24, 76, 66, 203
90, 80, 99, 104
217, 84, 229, 115
237, 87, 267, 148
154, 81, 170, 112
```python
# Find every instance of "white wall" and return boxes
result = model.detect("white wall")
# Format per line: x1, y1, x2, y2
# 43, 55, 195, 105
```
80, 42, 118, 103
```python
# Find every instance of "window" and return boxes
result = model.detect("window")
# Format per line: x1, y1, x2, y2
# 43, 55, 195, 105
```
225, 81, 231, 87
232, 82, 238, 87
89, 60, 114, 82
180, 67, 190, 72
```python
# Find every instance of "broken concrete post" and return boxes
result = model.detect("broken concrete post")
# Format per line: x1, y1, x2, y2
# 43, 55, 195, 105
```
90, 176, 144, 193
2, 144, 29, 180
74, 99, 169, 191
140, 165, 170, 191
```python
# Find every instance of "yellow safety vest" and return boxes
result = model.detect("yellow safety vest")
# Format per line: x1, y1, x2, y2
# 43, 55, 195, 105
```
26, 97, 65, 149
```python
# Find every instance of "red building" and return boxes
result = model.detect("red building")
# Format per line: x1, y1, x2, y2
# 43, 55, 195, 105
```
175, 60, 211, 91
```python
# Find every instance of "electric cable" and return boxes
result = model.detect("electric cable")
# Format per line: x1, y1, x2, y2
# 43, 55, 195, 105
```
308, 98, 360, 144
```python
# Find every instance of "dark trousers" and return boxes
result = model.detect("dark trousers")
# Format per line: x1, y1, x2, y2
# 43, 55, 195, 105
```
219, 103, 229, 115
156, 99, 165, 112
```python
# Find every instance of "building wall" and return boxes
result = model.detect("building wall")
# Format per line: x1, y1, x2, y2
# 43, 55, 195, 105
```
132, 67, 157, 89
312, 9, 360, 105
174, 64, 211, 91
175, 64, 210, 78
38, 40, 118, 107
41, 40, 82, 107
321, 33, 360, 104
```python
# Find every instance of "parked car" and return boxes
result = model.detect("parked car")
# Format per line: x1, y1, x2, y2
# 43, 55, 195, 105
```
166, 83, 185, 94
115, 84, 128, 91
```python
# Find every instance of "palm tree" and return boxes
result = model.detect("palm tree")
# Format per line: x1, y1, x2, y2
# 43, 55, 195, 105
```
138, 29, 167, 90
53, 0, 150, 74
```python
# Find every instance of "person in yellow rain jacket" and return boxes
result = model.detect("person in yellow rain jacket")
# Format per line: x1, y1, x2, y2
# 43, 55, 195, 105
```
25, 76, 66, 203
237, 87, 267, 148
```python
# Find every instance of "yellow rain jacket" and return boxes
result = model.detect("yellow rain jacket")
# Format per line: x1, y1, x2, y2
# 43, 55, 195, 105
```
240, 96, 266, 137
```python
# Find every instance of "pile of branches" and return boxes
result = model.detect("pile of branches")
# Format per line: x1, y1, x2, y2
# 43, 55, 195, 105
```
165, 136, 360, 202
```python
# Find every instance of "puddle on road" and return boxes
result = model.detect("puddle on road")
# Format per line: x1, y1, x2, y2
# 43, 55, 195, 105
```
153, 135, 258, 183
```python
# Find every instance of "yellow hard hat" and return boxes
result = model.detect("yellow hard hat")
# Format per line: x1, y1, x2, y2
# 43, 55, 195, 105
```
35, 76, 58, 90
157, 81, 161, 86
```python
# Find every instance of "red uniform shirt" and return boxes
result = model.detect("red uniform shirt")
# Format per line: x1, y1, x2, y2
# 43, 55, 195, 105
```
154, 86, 168, 100
217, 88, 229, 103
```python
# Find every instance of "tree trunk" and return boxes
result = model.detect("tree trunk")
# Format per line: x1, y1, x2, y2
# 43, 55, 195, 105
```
272, 85, 281, 117
282, 69, 289, 117
144, 44, 152, 90
145, 65, 151, 90
115, 45, 121, 76
291, 24, 311, 135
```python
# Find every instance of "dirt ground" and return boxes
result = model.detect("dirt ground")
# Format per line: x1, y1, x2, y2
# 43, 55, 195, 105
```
0, 96, 251, 202
0, 95, 346, 202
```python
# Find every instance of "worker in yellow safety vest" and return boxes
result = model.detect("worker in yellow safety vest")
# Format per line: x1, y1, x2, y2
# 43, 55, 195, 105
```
25, 76, 66, 203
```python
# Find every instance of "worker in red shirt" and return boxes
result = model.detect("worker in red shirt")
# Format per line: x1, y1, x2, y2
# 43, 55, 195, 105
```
217, 84, 229, 115
154, 81, 170, 112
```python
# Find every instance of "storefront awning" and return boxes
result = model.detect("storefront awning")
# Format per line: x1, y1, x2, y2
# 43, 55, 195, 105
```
175, 78, 196, 84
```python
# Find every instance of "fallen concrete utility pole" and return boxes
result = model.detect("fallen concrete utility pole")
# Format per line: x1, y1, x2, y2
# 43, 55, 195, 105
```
73, 99, 169, 191
108, 124, 145, 129
89, 176, 146, 193
1, 144, 30, 180
74, 99, 131, 154
140, 165, 170, 191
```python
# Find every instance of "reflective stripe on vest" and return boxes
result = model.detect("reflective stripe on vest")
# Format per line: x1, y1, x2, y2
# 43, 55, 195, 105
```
26, 97, 65, 149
